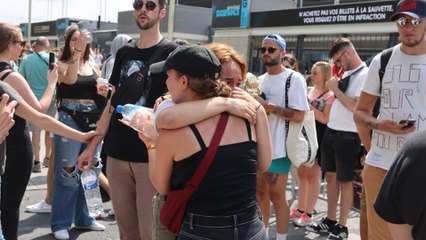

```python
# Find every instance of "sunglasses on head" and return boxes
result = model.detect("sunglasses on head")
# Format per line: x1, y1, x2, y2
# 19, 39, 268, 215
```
133, 0, 157, 11
397, 16, 422, 27
259, 47, 279, 54
13, 40, 26, 48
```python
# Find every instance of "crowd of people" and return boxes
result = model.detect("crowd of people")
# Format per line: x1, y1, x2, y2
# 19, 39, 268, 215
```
0, 0, 425, 239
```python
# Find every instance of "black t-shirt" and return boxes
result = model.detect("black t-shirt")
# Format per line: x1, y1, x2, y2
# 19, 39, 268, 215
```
374, 130, 426, 240
0, 81, 22, 175
105, 39, 177, 162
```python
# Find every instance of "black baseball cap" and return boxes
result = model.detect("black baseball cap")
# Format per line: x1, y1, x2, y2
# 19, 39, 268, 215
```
150, 44, 221, 79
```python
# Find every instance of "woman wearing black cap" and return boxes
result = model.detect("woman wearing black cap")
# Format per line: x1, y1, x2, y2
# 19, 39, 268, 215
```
140, 44, 272, 239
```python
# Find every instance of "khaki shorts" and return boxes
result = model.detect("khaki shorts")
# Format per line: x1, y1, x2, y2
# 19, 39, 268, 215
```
152, 193, 177, 240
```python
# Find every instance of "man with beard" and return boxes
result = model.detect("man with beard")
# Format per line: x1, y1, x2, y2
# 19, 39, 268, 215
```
354, 0, 426, 239
78, 0, 177, 239
256, 34, 309, 240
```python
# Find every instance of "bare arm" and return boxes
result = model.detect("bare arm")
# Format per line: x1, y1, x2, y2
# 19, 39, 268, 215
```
387, 223, 413, 240
354, 92, 415, 151
311, 101, 332, 124
150, 129, 175, 195
156, 96, 256, 129
3, 66, 57, 113
58, 33, 87, 85
254, 106, 272, 172
0, 94, 17, 143
15, 100, 96, 143
77, 87, 115, 170
327, 77, 357, 113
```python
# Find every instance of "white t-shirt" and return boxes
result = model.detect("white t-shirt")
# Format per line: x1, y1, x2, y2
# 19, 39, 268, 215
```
363, 44, 426, 170
328, 63, 368, 132
259, 70, 310, 160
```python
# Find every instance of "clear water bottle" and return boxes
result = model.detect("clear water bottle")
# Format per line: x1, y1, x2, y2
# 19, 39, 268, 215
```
116, 104, 153, 132
81, 166, 104, 217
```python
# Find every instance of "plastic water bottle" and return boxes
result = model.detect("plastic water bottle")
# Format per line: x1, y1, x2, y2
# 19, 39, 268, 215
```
81, 166, 104, 217
116, 104, 153, 132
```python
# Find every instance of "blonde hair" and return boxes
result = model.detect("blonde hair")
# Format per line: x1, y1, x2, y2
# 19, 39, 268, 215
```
313, 61, 331, 88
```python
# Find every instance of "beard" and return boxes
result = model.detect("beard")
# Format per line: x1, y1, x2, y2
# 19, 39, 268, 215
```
263, 55, 281, 67
401, 28, 426, 48
135, 14, 158, 30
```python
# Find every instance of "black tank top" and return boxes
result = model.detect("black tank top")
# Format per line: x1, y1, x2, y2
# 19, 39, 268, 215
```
57, 68, 98, 100
171, 119, 258, 215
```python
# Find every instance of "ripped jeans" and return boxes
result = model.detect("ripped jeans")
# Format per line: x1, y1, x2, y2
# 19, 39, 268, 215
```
51, 103, 102, 232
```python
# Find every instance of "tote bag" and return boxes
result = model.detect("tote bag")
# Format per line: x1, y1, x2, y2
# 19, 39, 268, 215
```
284, 73, 318, 167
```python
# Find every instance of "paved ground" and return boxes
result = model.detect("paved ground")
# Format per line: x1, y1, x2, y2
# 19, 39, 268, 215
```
16, 132, 361, 239
17, 166, 360, 240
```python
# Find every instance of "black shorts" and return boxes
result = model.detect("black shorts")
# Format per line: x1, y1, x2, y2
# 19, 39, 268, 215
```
321, 127, 361, 182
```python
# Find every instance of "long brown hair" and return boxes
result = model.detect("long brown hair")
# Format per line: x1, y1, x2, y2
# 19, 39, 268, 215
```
0, 22, 22, 54
60, 25, 90, 63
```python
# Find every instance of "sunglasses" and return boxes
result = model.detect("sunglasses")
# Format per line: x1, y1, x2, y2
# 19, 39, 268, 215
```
259, 47, 279, 54
13, 40, 26, 48
334, 50, 346, 64
133, 0, 157, 11
397, 16, 422, 27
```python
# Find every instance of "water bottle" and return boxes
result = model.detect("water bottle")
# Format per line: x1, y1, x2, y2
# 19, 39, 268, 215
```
116, 104, 153, 132
81, 166, 104, 217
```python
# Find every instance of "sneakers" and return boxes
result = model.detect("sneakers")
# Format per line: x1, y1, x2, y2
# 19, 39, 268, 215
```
289, 208, 303, 221
327, 224, 348, 240
25, 200, 51, 213
306, 217, 337, 233
75, 221, 105, 231
53, 229, 69, 240
42, 157, 49, 167
294, 213, 312, 227
32, 162, 42, 173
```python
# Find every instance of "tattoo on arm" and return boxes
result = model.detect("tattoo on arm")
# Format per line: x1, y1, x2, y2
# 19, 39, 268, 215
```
267, 173, 279, 186
366, 121, 378, 130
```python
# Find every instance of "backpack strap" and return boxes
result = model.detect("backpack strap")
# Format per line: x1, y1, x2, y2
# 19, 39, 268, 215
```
284, 72, 294, 139
0, 71, 12, 82
373, 47, 393, 118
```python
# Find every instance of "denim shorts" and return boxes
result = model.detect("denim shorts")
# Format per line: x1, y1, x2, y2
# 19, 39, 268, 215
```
179, 207, 267, 240
321, 127, 361, 182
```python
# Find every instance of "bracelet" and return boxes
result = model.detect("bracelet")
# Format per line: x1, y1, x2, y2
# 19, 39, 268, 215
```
73, 47, 82, 52
147, 143, 156, 150
255, 103, 261, 111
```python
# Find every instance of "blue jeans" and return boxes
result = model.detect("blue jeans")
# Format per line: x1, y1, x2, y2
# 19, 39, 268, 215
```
178, 207, 267, 240
51, 102, 102, 232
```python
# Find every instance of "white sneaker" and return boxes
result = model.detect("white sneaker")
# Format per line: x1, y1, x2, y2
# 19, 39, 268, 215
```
25, 200, 51, 213
53, 229, 69, 240
75, 221, 105, 231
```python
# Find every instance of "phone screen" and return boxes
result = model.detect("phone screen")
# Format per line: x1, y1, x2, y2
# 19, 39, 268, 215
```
49, 52, 55, 70
400, 119, 416, 129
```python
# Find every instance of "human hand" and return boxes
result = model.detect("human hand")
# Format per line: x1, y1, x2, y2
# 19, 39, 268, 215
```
226, 95, 256, 124
47, 64, 58, 85
0, 94, 16, 143
137, 123, 157, 146
77, 146, 95, 171
378, 119, 416, 135
326, 76, 339, 92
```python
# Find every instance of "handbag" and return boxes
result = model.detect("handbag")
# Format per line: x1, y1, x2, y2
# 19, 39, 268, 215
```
160, 112, 229, 234
284, 73, 318, 168
58, 106, 102, 132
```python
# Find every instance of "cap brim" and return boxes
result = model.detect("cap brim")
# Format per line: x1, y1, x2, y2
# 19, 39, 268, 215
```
390, 12, 421, 21
149, 60, 166, 74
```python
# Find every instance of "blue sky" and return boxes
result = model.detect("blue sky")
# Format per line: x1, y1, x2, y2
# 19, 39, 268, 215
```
0, 0, 133, 25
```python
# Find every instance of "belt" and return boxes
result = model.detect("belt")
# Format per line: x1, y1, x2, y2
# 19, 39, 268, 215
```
327, 127, 358, 137
184, 207, 260, 227
61, 98, 96, 106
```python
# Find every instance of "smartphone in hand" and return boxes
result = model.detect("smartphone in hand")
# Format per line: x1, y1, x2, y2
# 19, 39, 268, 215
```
48, 52, 55, 71
399, 119, 416, 129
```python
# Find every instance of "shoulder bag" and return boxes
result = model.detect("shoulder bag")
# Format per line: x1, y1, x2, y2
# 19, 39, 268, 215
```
160, 112, 229, 234
284, 73, 318, 168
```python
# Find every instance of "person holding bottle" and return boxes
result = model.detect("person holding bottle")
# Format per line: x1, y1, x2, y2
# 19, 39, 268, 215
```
50, 24, 106, 240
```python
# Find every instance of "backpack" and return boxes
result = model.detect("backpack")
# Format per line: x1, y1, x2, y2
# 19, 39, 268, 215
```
372, 47, 393, 118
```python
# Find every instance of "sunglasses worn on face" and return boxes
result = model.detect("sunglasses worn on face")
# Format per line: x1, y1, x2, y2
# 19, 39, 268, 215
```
397, 16, 422, 27
259, 47, 279, 54
13, 40, 26, 48
133, 0, 157, 11
334, 50, 346, 64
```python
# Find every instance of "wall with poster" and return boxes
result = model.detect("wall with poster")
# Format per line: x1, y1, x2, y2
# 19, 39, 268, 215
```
212, 0, 250, 28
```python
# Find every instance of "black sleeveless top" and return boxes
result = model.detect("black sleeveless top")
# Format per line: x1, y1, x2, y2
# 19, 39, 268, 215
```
57, 68, 98, 100
171, 119, 258, 215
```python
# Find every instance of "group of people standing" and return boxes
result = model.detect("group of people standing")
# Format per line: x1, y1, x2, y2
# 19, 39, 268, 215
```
1, 0, 426, 240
